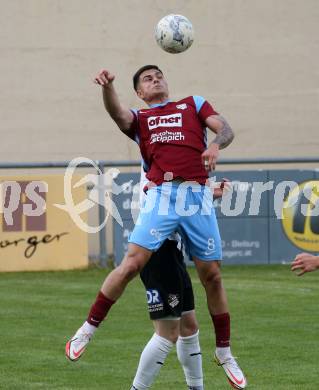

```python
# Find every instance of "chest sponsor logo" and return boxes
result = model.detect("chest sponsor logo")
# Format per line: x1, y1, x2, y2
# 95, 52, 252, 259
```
150, 131, 185, 144
147, 113, 182, 131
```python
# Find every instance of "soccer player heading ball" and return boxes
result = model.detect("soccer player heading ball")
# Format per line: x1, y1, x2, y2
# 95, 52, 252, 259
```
66, 65, 247, 390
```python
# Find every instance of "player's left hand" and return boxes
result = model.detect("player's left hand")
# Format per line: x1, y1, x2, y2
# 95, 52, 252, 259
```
291, 253, 319, 276
201, 143, 220, 171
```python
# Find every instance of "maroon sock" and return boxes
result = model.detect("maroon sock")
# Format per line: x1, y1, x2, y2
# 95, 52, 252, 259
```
87, 291, 115, 327
212, 312, 231, 347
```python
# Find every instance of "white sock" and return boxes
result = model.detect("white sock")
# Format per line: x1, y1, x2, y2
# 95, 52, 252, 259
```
81, 321, 97, 336
132, 333, 173, 390
216, 346, 232, 362
176, 331, 204, 388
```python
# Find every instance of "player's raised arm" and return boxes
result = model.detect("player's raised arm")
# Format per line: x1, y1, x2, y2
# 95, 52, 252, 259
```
94, 69, 134, 134
201, 115, 234, 171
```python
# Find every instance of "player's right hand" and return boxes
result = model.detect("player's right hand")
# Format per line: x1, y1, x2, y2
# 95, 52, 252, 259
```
94, 69, 115, 87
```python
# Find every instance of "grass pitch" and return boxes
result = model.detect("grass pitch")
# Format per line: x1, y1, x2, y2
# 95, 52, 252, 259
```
0, 265, 318, 389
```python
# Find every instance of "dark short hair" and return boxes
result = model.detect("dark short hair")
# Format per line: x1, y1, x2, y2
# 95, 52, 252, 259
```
133, 65, 163, 91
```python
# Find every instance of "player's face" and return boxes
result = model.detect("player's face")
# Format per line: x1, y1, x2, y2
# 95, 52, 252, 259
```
136, 69, 169, 103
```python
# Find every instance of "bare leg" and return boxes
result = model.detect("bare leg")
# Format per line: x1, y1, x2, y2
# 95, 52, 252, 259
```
193, 258, 228, 315
101, 243, 152, 300
193, 258, 247, 389
66, 244, 152, 362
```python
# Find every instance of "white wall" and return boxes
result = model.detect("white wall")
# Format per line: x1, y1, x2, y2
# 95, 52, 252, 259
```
1, 0, 318, 162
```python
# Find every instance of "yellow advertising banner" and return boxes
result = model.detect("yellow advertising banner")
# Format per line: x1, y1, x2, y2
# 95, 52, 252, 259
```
282, 180, 319, 252
0, 174, 88, 272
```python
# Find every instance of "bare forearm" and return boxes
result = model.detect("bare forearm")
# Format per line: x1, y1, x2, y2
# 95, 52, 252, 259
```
102, 85, 126, 119
102, 85, 133, 130
211, 115, 234, 149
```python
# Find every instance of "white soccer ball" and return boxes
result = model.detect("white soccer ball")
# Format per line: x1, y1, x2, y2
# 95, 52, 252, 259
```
155, 14, 194, 54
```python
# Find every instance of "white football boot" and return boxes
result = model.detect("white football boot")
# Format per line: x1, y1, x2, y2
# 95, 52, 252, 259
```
214, 353, 247, 389
65, 328, 92, 361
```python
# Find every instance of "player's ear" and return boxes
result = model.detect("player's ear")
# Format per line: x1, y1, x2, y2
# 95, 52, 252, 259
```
136, 88, 144, 99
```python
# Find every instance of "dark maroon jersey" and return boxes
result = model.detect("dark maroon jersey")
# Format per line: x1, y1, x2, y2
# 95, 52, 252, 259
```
129, 95, 218, 185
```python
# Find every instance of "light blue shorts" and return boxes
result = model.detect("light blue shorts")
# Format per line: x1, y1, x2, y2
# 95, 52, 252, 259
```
128, 182, 222, 261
